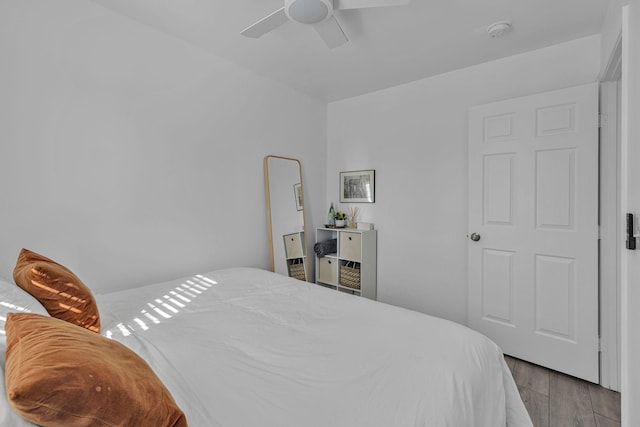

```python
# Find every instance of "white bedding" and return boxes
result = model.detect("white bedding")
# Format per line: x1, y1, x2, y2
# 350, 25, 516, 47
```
1, 268, 532, 426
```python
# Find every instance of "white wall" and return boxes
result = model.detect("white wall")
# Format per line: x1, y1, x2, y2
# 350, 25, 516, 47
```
0, 0, 326, 293
327, 35, 601, 324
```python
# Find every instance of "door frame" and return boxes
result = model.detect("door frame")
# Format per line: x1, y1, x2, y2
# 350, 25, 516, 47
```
599, 31, 622, 392
599, 80, 621, 391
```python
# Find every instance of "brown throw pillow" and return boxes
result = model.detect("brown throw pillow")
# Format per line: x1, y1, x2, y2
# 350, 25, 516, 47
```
13, 248, 100, 333
4, 313, 188, 427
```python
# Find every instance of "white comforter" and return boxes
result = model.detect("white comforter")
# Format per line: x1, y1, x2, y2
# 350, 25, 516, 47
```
1, 268, 532, 426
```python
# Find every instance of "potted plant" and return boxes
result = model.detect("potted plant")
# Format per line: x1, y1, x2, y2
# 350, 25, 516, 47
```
334, 211, 347, 227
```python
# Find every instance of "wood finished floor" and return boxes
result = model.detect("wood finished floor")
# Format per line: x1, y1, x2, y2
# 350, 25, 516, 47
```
504, 355, 621, 427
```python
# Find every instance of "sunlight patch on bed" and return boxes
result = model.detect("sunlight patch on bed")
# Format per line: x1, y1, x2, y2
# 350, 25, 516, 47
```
142, 309, 160, 324
148, 302, 172, 319
133, 317, 149, 331
0, 301, 37, 337
1, 301, 33, 312
164, 295, 185, 308
169, 290, 190, 303
116, 322, 131, 337
104, 275, 217, 339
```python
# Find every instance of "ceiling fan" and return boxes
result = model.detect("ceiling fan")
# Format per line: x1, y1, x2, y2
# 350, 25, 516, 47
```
241, 0, 411, 49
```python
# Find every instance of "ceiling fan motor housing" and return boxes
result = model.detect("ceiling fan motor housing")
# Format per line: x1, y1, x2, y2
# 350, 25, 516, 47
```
285, 0, 333, 24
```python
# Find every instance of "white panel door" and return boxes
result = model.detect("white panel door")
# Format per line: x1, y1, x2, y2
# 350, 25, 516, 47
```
468, 83, 599, 383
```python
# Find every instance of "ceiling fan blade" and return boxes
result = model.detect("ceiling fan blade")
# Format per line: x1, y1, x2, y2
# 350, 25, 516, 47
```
334, 0, 411, 10
240, 7, 288, 38
313, 16, 348, 48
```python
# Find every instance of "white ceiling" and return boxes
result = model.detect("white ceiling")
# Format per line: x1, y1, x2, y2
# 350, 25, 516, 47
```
88, 0, 610, 102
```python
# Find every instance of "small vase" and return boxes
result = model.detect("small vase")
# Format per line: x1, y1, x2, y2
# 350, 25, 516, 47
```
335, 220, 345, 227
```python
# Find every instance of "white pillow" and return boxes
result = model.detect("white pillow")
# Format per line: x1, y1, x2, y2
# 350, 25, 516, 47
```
0, 277, 48, 345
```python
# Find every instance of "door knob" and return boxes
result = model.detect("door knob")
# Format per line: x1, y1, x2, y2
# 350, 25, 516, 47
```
470, 233, 481, 242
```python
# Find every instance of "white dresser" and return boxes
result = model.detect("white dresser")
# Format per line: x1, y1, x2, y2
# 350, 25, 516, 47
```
315, 227, 376, 300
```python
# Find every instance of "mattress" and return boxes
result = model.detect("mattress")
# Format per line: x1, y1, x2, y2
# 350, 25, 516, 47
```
1, 268, 532, 426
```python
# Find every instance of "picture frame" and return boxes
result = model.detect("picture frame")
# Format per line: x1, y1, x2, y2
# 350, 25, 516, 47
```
340, 170, 375, 203
293, 182, 303, 211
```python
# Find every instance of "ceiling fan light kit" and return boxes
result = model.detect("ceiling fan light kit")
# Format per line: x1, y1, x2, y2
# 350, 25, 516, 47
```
285, 0, 332, 24
241, 0, 411, 48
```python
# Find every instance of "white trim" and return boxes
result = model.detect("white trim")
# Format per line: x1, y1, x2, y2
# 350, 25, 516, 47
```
599, 80, 621, 391
598, 18, 623, 392
601, 34, 622, 82
620, 7, 630, 423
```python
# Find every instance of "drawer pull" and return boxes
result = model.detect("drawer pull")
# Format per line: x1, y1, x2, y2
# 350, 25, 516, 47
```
348, 237, 352, 240
328, 260, 332, 264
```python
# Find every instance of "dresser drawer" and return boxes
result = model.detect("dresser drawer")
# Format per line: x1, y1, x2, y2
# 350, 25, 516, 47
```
283, 232, 303, 258
318, 257, 338, 284
339, 232, 361, 261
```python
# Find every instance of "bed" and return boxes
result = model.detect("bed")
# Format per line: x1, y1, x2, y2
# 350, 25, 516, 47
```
1, 263, 532, 426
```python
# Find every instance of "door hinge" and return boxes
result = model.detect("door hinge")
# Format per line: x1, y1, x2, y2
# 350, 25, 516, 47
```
598, 113, 608, 128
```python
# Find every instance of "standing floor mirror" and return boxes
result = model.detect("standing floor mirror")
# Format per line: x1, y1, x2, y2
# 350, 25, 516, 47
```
264, 155, 309, 281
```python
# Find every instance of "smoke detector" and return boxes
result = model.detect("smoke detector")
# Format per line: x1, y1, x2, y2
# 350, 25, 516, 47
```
487, 21, 511, 38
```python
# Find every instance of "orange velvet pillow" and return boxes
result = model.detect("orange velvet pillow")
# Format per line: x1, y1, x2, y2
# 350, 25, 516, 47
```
13, 248, 100, 333
4, 313, 188, 427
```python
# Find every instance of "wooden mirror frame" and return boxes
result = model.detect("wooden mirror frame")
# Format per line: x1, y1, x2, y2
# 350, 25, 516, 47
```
264, 155, 309, 281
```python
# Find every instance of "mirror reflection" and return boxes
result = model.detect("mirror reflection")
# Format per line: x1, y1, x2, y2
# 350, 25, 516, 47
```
264, 156, 308, 281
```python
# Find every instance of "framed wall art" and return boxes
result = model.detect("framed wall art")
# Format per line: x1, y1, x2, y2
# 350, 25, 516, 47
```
293, 182, 303, 211
340, 170, 375, 203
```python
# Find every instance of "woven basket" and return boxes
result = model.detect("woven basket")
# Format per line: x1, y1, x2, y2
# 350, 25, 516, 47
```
340, 261, 361, 289
288, 259, 306, 281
